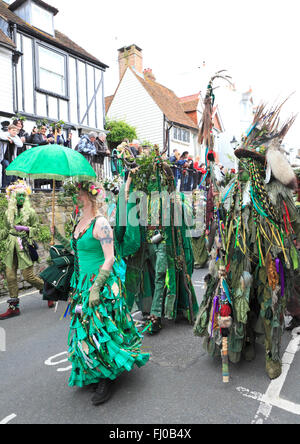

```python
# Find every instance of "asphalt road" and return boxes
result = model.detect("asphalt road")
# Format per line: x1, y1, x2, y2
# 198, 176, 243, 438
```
0, 268, 299, 425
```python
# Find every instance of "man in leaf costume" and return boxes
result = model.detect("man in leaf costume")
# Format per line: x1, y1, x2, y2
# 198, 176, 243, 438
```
114, 146, 198, 334
194, 102, 300, 380
0, 181, 47, 320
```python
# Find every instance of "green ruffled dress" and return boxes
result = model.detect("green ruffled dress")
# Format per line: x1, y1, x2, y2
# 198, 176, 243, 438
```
68, 219, 150, 387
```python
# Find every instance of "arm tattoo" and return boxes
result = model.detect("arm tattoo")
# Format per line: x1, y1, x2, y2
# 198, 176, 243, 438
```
95, 221, 113, 245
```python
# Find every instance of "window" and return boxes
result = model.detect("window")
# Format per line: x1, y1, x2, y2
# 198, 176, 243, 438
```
173, 126, 190, 143
31, 4, 54, 35
37, 45, 66, 97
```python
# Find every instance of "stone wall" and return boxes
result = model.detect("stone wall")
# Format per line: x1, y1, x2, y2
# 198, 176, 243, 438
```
0, 192, 74, 297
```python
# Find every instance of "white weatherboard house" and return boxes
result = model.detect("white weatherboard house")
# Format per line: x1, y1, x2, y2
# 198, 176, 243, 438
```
106, 45, 200, 157
0, 0, 108, 144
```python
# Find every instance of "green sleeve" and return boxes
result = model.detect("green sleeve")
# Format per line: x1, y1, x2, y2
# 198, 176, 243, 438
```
114, 183, 141, 258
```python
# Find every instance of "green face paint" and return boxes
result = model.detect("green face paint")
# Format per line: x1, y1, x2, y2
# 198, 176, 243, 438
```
16, 193, 26, 207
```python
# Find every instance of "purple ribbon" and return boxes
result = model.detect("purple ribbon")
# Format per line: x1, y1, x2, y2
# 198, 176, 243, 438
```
216, 209, 222, 243
15, 225, 29, 232
275, 258, 284, 298
210, 296, 219, 337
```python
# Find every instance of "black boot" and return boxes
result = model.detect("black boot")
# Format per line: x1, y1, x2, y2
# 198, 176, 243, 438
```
0, 299, 20, 320
146, 315, 162, 335
91, 379, 112, 406
286, 317, 300, 331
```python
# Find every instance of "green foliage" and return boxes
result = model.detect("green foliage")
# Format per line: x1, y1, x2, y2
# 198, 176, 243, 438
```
130, 150, 170, 194
105, 119, 137, 148
13, 113, 26, 122
36, 223, 51, 245
50, 120, 65, 130
36, 118, 49, 129
141, 140, 154, 148
64, 219, 74, 239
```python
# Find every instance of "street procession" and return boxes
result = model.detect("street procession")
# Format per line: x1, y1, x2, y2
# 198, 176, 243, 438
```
0, 0, 300, 428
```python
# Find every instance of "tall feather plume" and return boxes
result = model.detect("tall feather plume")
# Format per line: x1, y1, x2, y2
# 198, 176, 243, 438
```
198, 70, 233, 147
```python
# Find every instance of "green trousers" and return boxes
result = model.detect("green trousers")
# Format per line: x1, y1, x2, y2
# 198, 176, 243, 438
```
6, 251, 44, 299
146, 243, 168, 318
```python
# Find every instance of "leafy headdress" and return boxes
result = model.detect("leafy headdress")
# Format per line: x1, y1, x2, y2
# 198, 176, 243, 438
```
6, 180, 33, 225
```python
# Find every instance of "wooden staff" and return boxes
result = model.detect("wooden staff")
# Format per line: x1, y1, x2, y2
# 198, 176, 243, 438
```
219, 302, 232, 383
51, 178, 55, 245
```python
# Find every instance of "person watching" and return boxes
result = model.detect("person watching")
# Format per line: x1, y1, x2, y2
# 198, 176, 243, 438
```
27, 125, 54, 146
0, 124, 23, 187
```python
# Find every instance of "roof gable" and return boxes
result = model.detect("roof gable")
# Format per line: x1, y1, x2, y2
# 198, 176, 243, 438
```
9, 0, 58, 15
129, 67, 198, 130
0, 0, 108, 68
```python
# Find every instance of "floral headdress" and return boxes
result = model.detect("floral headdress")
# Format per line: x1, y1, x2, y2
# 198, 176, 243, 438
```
77, 181, 106, 198
6, 180, 32, 200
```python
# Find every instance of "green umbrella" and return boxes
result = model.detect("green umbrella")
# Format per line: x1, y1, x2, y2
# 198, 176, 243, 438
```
6, 144, 96, 243
6, 144, 96, 180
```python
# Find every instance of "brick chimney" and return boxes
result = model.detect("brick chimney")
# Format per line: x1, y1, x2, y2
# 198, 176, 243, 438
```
143, 68, 156, 82
118, 44, 143, 79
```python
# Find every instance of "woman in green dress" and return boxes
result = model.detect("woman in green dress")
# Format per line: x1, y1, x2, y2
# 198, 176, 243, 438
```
58, 182, 149, 405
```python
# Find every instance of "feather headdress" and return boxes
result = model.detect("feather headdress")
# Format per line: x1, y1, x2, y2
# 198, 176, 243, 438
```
235, 100, 297, 189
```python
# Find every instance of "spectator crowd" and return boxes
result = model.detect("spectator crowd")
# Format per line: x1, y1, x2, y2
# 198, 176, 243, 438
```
0, 118, 232, 192
0, 119, 111, 189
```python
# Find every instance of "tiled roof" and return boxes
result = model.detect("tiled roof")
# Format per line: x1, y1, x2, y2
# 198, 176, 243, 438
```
0, 0, 108, 68
180, 98, 199, 113
105, 95, 114, 114
0, 28, 15, 49
130, 67, 198, 130
179, 94, 201, 113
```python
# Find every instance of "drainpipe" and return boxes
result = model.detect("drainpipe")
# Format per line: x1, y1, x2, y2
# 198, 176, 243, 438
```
11, 24, 18, 113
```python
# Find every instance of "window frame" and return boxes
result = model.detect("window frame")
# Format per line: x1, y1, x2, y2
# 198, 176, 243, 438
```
35, 42, 69, 100
172, 126, 190, 144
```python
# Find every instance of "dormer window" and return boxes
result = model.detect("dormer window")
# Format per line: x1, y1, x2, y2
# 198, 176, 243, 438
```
9, 0, 58, 36
31, 3, 54, 35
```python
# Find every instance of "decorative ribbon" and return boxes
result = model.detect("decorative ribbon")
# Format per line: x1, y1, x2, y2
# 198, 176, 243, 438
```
210, 295, 219, 338
275, 258, 285, 298
222, 181, 235, 203
283, 201, 295, 234
222, 280, 232, 304
60, 302, 71, 320
17, 237, 23, 251
199, 171, 208, 188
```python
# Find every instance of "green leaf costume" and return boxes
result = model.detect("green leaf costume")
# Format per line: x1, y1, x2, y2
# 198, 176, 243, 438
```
68, 219, 149, 387
114, 150, 198, 323
194, 103, 300, 379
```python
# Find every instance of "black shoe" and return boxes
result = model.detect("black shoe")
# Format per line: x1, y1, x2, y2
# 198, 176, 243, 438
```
91, 379, 112, 406
147, 316, 162, 335
286, 317, 300, 331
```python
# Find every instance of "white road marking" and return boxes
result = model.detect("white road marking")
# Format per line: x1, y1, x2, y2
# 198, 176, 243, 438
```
237, 327, 300, 423
0, 414, 17, 424
45, 351, 71, 372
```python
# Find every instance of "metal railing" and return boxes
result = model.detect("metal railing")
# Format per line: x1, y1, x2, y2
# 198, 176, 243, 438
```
0, 142, 204, 193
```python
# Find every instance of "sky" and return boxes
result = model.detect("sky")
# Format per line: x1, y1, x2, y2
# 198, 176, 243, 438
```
49, 0, 300, 148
